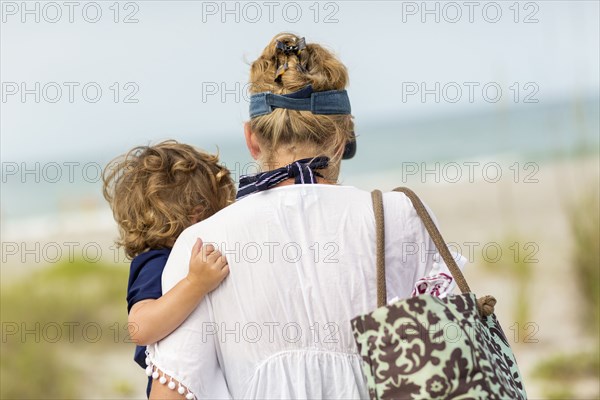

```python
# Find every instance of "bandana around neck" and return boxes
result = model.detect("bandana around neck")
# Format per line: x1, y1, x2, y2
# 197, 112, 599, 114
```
236, 156, 330, 200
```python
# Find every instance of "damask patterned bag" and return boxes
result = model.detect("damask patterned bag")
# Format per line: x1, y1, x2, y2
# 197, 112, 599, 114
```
351, 187, 527, 400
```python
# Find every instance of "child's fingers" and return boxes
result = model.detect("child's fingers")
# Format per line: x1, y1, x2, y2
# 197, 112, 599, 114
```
206, 249, 221, 263
203, 244, 215, 256
197, 244, 215, 262
221, 264, 230, 277
191, 238, 203, 258
207, 250, 228, 267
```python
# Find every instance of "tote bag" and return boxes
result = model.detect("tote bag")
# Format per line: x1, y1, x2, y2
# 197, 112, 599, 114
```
351, 187, 527, 399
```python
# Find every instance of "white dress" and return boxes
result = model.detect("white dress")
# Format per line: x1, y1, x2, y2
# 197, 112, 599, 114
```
148, 184, 451, 399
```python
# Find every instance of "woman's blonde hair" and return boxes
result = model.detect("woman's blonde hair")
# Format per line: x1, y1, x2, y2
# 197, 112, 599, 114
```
249, 33, 354, 179
102, 140, 235, 259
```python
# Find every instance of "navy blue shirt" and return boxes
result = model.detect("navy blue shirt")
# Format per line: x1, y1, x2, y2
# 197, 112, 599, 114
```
126, 248, 171, 397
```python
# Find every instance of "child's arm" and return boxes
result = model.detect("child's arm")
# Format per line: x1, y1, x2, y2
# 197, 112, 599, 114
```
128, 239, 228, 345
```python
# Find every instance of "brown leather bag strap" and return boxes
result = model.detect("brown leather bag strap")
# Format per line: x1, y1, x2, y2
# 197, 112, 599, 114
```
371, 190, 387, 307
392, 186, 472, 294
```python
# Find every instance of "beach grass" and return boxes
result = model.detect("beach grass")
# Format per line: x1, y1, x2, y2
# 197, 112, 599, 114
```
0, 258, 129, 398
480, 235, 534, 327
530, 183, 600, 397
568, 186, 600, 334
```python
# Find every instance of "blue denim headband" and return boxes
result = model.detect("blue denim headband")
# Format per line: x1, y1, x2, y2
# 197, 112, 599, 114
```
249, 85, 351, 118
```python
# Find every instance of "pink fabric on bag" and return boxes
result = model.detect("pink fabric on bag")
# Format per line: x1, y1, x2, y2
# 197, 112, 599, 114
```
411, 272, 453, 297
411, 252, 467, 299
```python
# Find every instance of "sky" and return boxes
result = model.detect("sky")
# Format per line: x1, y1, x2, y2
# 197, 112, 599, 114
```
1, 0, 599, 161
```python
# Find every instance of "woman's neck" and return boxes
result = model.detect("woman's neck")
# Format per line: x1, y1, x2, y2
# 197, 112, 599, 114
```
259, 151, 338, 186
260, 149, 316, 171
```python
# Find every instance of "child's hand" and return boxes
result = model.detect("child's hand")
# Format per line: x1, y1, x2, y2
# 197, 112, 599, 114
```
186, 238, 229, 294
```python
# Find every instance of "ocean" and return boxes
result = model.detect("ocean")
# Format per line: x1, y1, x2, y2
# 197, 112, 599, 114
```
1, 96, 598, 241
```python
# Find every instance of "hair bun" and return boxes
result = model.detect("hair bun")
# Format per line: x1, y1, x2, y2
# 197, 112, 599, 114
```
251, 32, 348, 94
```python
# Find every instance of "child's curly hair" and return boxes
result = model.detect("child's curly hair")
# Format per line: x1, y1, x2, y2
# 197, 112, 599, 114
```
102, 140, 235, 259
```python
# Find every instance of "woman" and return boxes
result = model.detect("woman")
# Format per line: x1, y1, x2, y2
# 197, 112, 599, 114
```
148, 33, 446, 399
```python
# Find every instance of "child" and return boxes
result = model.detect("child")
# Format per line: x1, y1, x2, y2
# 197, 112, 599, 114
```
102, 140, 235, 397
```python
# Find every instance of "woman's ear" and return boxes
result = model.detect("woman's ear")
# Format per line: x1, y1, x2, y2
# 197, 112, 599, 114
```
244, 122, 261, 160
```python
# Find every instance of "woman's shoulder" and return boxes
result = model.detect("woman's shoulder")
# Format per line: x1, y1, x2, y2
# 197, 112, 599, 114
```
381, 187, 439, 230
382, 189, 414, 211
176, 197, 253, 242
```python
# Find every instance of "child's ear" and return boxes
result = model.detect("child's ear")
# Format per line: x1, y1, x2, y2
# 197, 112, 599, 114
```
244, 122, 261, 160
189, 205, 205, 224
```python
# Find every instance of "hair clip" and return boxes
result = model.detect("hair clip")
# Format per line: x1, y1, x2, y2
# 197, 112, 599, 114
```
274, 37, 307, 82
275, 37, 306, 56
